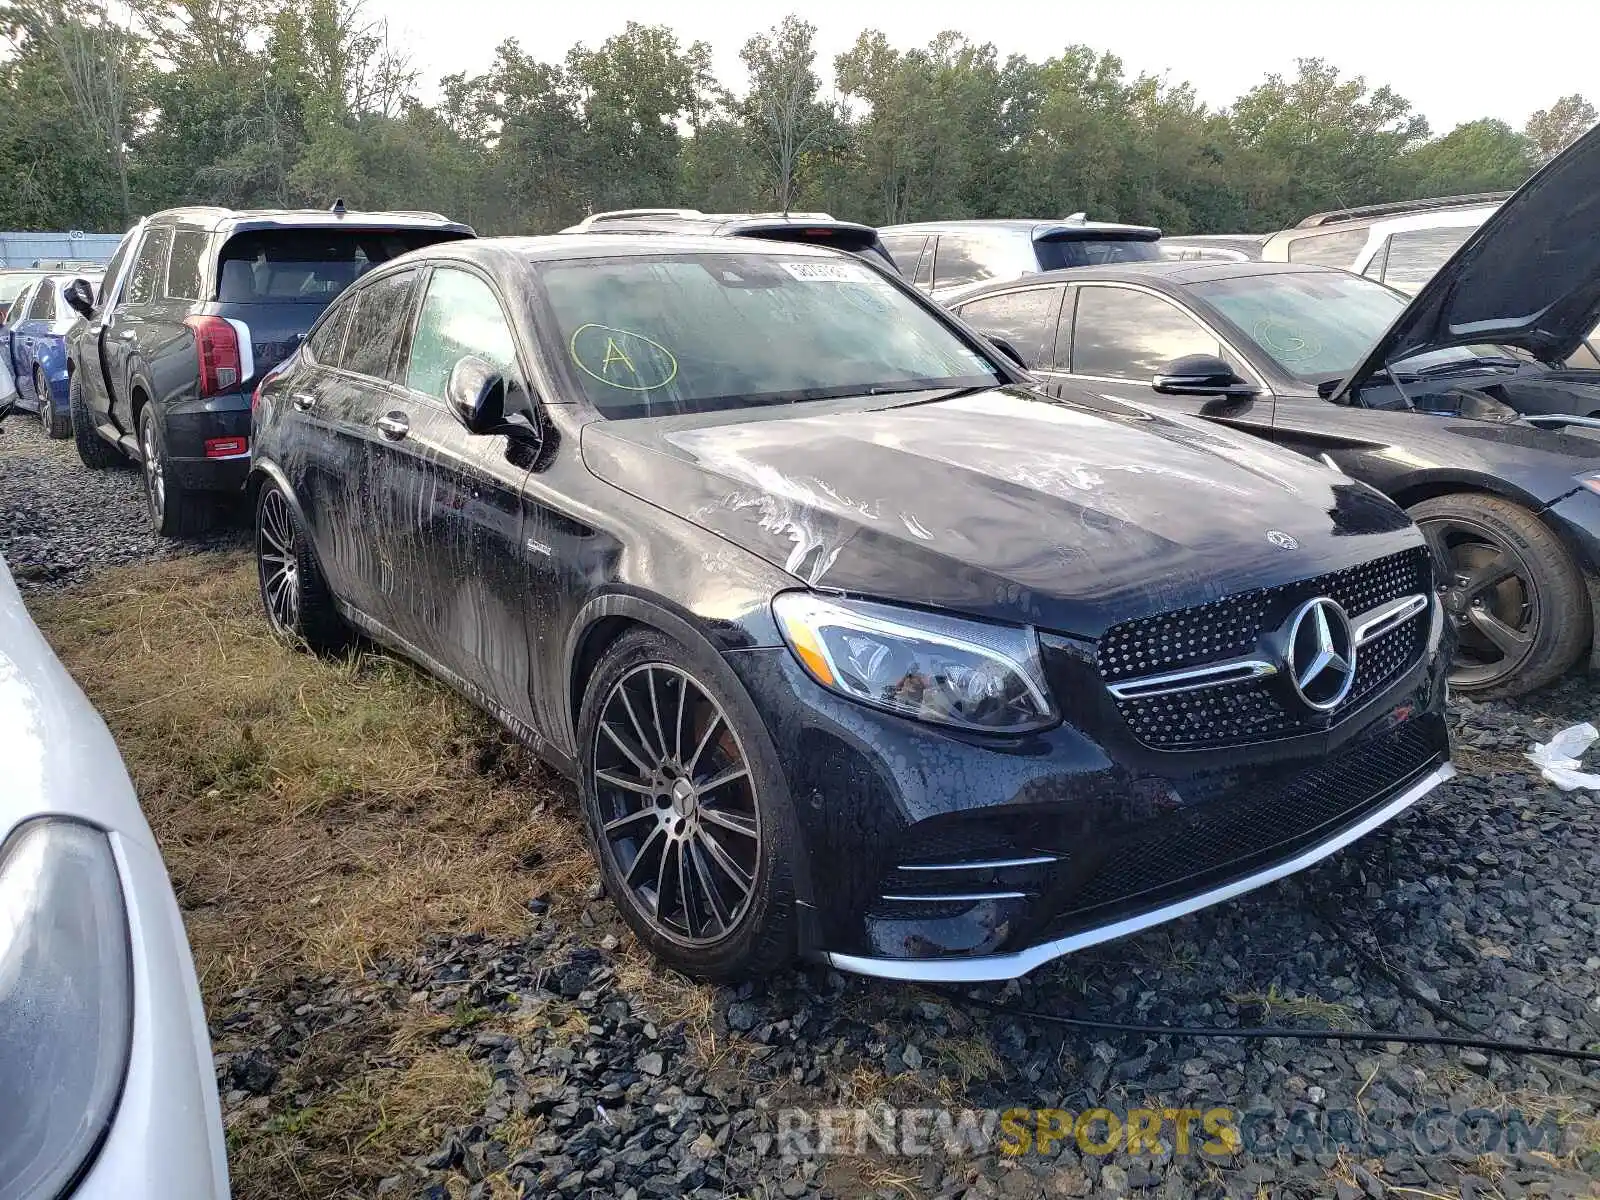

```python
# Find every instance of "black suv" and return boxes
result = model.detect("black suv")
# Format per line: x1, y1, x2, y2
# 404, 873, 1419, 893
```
250, 233, 1452, 982
562, 209, 898, 273
62, 205, 474, 535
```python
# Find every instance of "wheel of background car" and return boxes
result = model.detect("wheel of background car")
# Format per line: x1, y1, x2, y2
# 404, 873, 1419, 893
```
1408, 493, 1590, 700
69, 372, 120, 469
576, 626, 800, 981
138, 406, 210, 538
37, 366, 69, 438
254, 481, 347, 653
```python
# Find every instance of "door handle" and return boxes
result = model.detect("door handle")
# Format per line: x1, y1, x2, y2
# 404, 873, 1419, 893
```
375, 412, 409, 440
291, 392, 316, 412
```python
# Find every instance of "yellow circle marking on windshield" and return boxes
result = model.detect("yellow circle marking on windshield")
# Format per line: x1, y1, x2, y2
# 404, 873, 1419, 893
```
1253, 318, 1321, 363
569, 323, 678, 391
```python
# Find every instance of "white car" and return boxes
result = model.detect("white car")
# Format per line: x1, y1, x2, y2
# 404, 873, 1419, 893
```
0, 537, 229, 1197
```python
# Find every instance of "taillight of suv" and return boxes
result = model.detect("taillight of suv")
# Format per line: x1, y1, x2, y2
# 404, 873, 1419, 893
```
184, 315, 243, 397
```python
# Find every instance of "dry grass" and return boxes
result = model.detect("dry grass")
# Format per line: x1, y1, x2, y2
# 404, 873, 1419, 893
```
1226, 983, 1359, 1030
29, 554, 595, 1198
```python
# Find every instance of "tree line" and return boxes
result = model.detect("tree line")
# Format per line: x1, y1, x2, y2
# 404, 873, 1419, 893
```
2, 0, 1596, 238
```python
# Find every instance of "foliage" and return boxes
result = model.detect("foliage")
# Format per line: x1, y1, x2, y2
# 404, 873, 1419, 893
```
0, 5, 1585, 236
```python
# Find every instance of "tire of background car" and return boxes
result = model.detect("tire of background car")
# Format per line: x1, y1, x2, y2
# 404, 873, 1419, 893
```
137, 405, 211, 538
69, 371, 120, 468
1408, 492, 1590, 700
576, 626, 801, 981
37, 366, 69, 438
253, 479, 348, 653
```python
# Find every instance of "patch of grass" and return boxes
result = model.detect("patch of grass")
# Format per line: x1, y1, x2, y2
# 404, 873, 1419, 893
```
928, 1033, 1004, 1086
1227, 983, 1359, 1030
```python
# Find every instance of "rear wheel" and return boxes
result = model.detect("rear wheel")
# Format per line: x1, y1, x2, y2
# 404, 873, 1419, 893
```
577, 627, 800, 981
69, 372, 120, 468
255, 481, 346, 652
1409, 492, 1589, 699
36, 367, 68, 438
138, 406, 211, 538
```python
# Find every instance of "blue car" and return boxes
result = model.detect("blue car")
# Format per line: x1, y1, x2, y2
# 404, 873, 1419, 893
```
1, 272, 100, 438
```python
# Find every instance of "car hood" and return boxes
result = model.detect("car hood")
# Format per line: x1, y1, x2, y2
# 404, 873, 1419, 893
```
1339, 124, 1600, 396
580, 386, 1422, 639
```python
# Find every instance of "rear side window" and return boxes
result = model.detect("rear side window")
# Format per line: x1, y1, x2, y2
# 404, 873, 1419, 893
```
166, 230, 208, 301
1284, 227, 1368, 268
933, 233, 1013, 290
216, 229, 464, 305
123, 227, 174, 307
406, 268, 518, 399
95, 229, 138, 307
24, 281, 55, 321
880, 234, 928, 277
339, 269, 418, 381
1035, 238, 1161, 270
307, 302, 353, 367
957, 287, 1061, 369
1380, 226, 1475, 293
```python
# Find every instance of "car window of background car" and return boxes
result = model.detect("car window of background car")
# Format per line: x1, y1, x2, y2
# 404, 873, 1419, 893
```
0, 274, 40, 308
94, 231, 138, 307
24, 280, 54, 322
123, 226, 174, 307
216, 230, 464, 306
957, 287, 1060, 368
534, 252, 999, 419
1190, 271, 1408, 382
879, 234, 928, 278
1035, 238, 1161, 270
933, 233, 1011, 290
1380, 226, 1477, 294
406, 268, 519, 399
165, 230, 208, 302
1284, 227, 1368, 267
339, 269, 418, 381
3, 282, 32, 324
306, 300, 353, 368
1071, 286, 1221, 379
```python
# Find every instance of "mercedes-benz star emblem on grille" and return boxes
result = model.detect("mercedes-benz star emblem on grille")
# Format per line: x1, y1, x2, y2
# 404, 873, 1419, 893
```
1285, 597, 1356, 712
1266, 530, 1299, 550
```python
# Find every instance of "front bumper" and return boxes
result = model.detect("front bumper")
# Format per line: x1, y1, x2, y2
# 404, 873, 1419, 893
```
73, 833, 229, 1198
726, 597, 1451, 983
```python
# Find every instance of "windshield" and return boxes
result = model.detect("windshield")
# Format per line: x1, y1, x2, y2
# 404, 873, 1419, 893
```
1036, 237, 1160, 270
1191, 270, 1516, 384
533, 252, 1001, 418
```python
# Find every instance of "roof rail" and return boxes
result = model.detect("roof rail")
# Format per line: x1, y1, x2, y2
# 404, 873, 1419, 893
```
1294, 191, 1512, 228
570, 208, 705, 230
732, 211, 838, 222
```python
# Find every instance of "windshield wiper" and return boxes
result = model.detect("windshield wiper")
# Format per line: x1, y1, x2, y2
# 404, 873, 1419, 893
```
1405, 354, 1522, 378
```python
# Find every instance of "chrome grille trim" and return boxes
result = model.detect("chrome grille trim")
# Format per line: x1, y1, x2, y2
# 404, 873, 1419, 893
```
880, 891, 1028, 903
1106, 657, 1277, 700
896, 855, 1058, 872
1353, 594, 1430, 647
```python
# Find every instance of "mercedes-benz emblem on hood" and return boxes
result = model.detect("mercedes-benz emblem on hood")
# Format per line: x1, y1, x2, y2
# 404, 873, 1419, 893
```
1266, 530, 1299, 550
1285, 597, 1356, 711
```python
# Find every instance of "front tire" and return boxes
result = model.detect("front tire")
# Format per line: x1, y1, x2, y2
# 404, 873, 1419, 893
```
138, 406, 211, 538
255, 481, 347, 653
576, 627, 800, 981
1409, 492, 1589, 699
37, 368, 69, 438
69, 372, 120, 468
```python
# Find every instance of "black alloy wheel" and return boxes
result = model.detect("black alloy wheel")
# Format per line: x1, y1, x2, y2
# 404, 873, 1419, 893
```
37, 367, 68, 438
593, 663, 762, 946
254, 481, 347, 653
1410, 493, 1589, 699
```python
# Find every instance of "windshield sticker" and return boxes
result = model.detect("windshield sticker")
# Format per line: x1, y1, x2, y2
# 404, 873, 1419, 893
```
569, 323, 678, 391
1253, 318, 1322, 363
779, 261, 871, 284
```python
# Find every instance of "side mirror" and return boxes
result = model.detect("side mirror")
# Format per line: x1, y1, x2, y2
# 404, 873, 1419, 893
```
987, 336, 1028, 370
63, 277, 95, 318
445, 355, 543, 444
1151, 353, 1260, 399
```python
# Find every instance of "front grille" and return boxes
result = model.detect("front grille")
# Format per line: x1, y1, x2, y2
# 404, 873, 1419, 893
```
1049, 714, 1445, 931
1101, 547, 1431, 749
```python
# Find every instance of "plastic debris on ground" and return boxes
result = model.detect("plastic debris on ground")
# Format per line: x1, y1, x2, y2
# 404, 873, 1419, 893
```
1526, 721, 1600, 790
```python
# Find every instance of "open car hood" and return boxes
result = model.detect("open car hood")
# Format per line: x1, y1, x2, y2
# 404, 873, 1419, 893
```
1337, 124, 1600, 398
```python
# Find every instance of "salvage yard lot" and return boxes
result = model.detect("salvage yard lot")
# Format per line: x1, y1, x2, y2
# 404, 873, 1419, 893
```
4, 420, 1599, 1200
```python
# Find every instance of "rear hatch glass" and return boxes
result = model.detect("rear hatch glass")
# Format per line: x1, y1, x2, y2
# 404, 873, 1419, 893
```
213, 226, 470, 382
1035, 234, 1161, 270
734, 225, 898, 272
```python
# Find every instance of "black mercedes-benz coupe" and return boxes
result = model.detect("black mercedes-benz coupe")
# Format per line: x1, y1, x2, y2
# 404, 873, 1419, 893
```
250, 233, 1453, 982
952, 124, 1600, 701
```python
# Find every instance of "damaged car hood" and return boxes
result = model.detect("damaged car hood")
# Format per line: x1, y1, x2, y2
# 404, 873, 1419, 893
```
1339, 124, 1600, 396
580, 386, 1422, 638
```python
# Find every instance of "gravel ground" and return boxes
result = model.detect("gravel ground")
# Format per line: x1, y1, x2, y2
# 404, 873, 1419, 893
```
0, 416, 245, 589
6, 411, 1598, 1198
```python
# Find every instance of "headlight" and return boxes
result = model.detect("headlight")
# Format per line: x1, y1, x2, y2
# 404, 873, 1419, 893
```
0, 820, 133, 1200
772, 592, 1058, 733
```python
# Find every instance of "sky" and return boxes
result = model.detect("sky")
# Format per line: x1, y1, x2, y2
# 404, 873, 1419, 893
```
371, 0, 1595, 134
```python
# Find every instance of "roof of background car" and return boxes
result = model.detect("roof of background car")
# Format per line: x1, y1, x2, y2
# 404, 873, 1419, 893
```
956, 260, 1341, 296
407, 233, 854, 265
145, 205, 474, 235
882, 218, 1161, 238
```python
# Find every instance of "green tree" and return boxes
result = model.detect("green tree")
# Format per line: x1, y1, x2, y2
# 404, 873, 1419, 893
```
1525, 93, 1597, 162
739, 16, 838, 212
1402, 119, 1534, 196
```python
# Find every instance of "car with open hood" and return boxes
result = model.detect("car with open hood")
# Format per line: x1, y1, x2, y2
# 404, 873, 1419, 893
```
248, 232, 1452, 982
950, 124, 1600, 700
